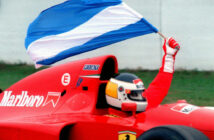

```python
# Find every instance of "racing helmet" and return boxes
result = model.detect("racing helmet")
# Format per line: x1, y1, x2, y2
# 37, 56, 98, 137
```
105, 73, 147, 112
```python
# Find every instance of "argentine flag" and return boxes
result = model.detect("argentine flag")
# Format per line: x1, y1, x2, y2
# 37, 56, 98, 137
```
25, 0, 158, 66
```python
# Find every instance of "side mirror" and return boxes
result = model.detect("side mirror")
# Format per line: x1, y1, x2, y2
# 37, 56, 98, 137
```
121, 103, 137, 117
121, 102, 137, 112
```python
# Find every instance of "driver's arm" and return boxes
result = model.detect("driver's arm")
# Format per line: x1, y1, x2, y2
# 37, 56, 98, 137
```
144, 37, 180, 110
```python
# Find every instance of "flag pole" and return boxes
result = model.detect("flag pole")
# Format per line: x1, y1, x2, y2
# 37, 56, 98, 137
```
158, 31, 167, 39
158, 32, 180, 50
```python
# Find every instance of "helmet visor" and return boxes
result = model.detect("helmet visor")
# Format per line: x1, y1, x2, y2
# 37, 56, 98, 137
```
127, 90, 146, 101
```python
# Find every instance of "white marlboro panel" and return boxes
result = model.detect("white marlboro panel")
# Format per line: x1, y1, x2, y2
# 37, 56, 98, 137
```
0, 91, 61, 108
42, 92, 61, 108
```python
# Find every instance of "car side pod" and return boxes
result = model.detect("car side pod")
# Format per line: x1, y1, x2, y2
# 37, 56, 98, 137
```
137, 125, 209, 140
121, 102, 137, 117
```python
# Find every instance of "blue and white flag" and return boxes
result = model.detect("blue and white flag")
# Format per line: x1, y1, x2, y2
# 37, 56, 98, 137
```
25, 0, 158, 66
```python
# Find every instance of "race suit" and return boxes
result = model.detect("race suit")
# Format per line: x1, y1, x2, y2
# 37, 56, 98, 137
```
144, 38, 179, 110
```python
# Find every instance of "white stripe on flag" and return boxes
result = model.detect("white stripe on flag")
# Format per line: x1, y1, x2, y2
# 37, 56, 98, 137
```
27, 2, 143, 62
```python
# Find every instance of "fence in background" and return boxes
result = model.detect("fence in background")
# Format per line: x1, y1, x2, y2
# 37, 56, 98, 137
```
0, 0, 214, 70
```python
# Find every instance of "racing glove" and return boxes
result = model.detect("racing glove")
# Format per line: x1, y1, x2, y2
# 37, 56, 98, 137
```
160, 37, 180, 73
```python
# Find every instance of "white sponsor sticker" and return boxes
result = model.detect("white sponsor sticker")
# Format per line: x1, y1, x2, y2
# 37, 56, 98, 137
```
83, 64, 100, 70
61, 73, 71, 86
171, 103, 199, 114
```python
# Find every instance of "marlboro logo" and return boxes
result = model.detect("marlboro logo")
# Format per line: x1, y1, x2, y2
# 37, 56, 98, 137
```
0, 91, 60, 108
43, 92, 61, 107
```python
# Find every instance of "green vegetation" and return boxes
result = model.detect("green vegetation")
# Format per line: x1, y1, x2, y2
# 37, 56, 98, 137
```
0, 63, 42, 90
120, 70, 214, 106
0, 63, 214, 106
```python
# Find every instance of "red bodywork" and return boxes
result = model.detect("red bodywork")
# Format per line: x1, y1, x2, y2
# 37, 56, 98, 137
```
0, 55, 214, 140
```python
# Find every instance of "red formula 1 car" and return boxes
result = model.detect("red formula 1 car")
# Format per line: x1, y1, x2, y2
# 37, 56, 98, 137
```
0, 55, 213, 140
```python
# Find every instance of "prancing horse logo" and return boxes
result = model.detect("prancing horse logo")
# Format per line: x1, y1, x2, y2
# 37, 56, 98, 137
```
118, 131, 136, 140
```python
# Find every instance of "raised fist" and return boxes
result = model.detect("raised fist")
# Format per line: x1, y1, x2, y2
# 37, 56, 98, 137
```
163, 37, 180, 56
161, 37, 180, 73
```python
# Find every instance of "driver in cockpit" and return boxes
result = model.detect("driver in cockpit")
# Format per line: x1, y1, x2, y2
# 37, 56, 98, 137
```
105, 38, 180, 111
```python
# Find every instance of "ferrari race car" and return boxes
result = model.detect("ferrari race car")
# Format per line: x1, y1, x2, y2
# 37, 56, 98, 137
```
0, 55, 213, 140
